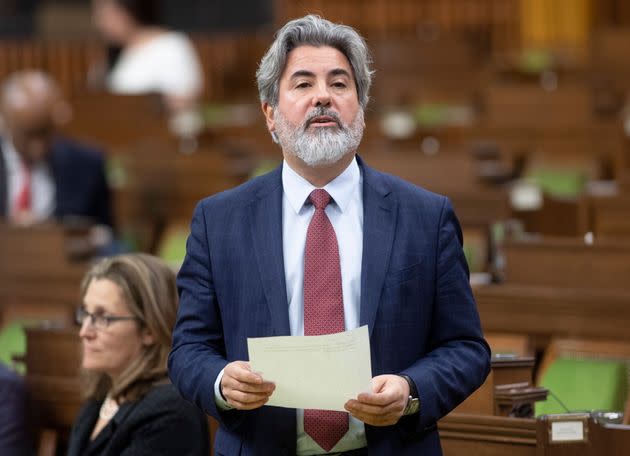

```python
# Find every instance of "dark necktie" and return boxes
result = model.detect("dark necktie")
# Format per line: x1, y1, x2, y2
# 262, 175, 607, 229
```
303, 188, 349, 452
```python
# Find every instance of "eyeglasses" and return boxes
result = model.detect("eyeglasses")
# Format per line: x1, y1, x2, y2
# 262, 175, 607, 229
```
75, 307, 141, 330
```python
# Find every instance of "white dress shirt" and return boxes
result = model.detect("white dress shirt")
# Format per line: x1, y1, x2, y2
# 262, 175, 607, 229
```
2, 138, 55, 221
214, 157, 367, 454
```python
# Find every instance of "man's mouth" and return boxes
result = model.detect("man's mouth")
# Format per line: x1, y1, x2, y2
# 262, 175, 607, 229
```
307, 115, 339, 128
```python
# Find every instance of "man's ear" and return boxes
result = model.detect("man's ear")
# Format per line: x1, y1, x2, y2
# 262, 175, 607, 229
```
261, 102, 275, 133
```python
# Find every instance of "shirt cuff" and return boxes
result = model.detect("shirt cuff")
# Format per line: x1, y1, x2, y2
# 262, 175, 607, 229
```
214, 368, 234, 410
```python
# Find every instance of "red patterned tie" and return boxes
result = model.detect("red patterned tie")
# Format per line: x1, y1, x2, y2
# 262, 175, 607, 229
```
303, 189, 348, 452
15, 166, 32, 212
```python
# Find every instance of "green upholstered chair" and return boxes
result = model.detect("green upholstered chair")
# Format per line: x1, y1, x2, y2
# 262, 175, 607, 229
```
526, 168, 586, 198
0, 321, 28, 374
157, 224, 190, 270
536, 357, 628, 416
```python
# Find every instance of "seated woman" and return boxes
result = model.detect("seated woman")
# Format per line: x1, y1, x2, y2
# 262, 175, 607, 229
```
91, 0, 204, 139
67, 253, 209, 455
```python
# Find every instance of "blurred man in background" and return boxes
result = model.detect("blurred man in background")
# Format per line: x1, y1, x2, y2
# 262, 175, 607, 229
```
0, 70, 113, 228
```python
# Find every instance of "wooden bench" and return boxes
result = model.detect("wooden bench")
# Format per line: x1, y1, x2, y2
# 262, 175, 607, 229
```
587, 195, 630, 239
474, 237, 630, 349
0, 223, 88, 327
22, 326, 82, 456
360, 144, 510, 228
111, 144, 255, 252
60, 92, 171, 149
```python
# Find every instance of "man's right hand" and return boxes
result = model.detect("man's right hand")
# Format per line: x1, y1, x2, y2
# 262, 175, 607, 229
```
220, 361, 275, 410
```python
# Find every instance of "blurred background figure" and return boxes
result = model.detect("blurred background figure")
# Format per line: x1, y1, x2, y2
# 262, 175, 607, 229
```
0, 363, 32, 456
67, 253, 209, 455
0, 70, 113, 230
91, 0, 204, 138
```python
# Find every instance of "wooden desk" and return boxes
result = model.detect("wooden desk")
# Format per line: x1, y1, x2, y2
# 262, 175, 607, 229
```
0, 224, 87, 327
455, 356, 546, 417
23, 326, 82, 452
440, 413, 630, 456
112, 145, 254, 252
474, 237, 630, 348
475, 285, 630, 350
440, 414, 537, 456
360, 147, 510, 227
60, 92, 170, 149
500, 237, 630, 290
587, 195, 630, 239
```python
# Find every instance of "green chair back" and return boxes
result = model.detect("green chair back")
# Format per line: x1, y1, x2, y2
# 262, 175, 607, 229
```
536, 357, 628, 416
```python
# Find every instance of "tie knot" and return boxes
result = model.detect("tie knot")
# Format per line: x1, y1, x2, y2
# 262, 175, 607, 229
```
309, 189, 331, 210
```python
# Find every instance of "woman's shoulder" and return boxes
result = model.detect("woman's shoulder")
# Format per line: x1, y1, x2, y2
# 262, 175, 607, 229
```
149, 30, 196, 53
92, 384, 209, 454
136, 382, 201, 416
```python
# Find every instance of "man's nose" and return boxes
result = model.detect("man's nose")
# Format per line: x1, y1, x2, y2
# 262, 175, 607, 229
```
312, 83, 331, 107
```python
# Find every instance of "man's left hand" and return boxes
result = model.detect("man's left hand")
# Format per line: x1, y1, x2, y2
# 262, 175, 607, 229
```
344, 374, 410, 426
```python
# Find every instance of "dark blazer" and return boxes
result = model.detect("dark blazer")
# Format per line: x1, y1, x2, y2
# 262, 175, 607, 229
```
0, 137, 113, 227
169, 157, 491, 456
0, 364, 32, 456
67, 383, 209, 456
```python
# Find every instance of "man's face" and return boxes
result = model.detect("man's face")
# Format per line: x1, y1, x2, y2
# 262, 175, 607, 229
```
263, 45, 365, 167
4, 105, 55, 166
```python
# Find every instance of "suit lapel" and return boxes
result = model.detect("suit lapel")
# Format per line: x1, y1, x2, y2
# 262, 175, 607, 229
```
249, 166, 291, 336
66, 400, 100, 456
359, 159, 397, 338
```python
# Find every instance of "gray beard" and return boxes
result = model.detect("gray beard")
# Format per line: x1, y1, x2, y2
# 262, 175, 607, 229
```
273, 107, 364, 167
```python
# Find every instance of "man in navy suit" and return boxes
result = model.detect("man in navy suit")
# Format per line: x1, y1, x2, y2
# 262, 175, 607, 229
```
169, 15, 490, 456
0, 71, 113, 228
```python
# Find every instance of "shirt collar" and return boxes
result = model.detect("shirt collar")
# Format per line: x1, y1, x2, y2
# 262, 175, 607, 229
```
1, 137, 22, 173
282, 156, 361, 215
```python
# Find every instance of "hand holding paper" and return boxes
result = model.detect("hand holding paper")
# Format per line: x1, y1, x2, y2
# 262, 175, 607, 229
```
220, 360, 276, 410
248, 326, 372, 411
344, 374, 410, 426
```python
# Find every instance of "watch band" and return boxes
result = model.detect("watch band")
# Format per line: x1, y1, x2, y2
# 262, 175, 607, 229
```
397, 374, 418, 399
398, 374, 420, 416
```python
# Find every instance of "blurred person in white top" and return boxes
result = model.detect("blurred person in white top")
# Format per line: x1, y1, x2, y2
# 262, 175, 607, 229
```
92, 0, 204, 138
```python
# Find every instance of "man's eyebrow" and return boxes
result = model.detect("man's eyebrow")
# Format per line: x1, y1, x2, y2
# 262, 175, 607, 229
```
288, 68, 352, 80
289, 70, 315, 80
329, 68, 352, 78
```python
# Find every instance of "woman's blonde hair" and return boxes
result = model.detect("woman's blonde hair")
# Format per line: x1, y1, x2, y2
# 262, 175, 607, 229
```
79, 253, 178, 402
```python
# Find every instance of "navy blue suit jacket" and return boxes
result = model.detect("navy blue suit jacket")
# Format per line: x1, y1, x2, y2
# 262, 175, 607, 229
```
0, 137, 113, 227
169, 157, 491, 456
0, 364, 32, 456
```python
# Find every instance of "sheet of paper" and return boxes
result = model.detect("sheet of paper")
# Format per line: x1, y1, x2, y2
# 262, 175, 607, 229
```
248, 326, 372, 411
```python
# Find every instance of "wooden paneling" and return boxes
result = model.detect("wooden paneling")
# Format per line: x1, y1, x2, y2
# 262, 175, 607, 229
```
502, 238, 630, 290
276, 0, 521, 52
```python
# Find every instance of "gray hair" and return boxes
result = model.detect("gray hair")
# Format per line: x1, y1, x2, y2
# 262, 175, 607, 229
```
256, 15, 374, 109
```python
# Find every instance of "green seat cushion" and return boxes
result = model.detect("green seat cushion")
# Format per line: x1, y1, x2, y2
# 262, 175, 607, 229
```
536, 357, 628, 416
158, 227, 190, 269
0, 321, 27, 374
527, 168, 586, 198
